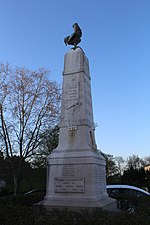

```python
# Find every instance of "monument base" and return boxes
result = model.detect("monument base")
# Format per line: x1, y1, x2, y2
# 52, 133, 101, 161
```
42, 149, 117, 211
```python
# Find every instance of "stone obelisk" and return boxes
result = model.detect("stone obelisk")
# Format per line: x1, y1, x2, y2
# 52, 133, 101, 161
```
43, 24, 116, 209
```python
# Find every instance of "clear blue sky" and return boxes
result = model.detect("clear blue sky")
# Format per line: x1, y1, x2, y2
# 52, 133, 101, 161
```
0, 0, 150, 159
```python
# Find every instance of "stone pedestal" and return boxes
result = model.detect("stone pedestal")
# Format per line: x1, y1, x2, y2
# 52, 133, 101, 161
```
43, 48, 116, 209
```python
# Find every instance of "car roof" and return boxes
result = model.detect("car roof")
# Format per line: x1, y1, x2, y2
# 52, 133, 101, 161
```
106, 184, 150, 196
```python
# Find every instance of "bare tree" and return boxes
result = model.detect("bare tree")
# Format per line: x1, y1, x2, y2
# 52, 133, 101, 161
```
114, 156, 125, 175
102, 153, 118, 177
144, 156, 150, 165
0, 63, 11, 154
126, 155, 145, 170
0, 63, 61, 194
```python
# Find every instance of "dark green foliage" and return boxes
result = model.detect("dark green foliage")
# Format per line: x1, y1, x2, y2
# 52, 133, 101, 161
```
0, 205, 34, 225
0, 156, 46, 194
137, 196, 150, 215
145, 170, 150, 192
122, 166, 147, 188
32, 125, 59, 168
0, 156, 33, 194
0, 192, 45, 206
0, 194, 150, 225
0, 193, 44, 225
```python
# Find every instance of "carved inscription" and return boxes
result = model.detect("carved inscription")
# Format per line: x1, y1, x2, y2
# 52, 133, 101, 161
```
68, 84, 78, 100
62, 167, 75, 177
55, 177, 85, 193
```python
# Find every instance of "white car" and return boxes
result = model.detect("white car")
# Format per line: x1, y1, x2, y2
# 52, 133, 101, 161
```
107, 184, 150, 198
106, 184, 150, 212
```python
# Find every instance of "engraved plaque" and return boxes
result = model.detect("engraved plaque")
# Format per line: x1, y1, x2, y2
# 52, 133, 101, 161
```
55, 177, 85, 193
68, 84, 78, 100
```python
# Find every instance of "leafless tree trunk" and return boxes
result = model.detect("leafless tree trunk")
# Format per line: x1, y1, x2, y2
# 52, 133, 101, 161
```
0, 63, 61, 195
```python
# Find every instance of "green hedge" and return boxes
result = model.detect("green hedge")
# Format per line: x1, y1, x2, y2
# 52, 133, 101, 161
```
0, 194, 150, 225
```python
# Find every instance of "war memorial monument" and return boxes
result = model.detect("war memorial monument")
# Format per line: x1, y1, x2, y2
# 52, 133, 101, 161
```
43, 24, 116, 210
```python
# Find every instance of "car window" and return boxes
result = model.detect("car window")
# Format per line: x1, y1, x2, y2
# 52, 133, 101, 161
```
136, 190, 147, 197
122, 188, 136, 197
123, 188, 146, 198
107, 188, 120, 197
107, 186, 149, 199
